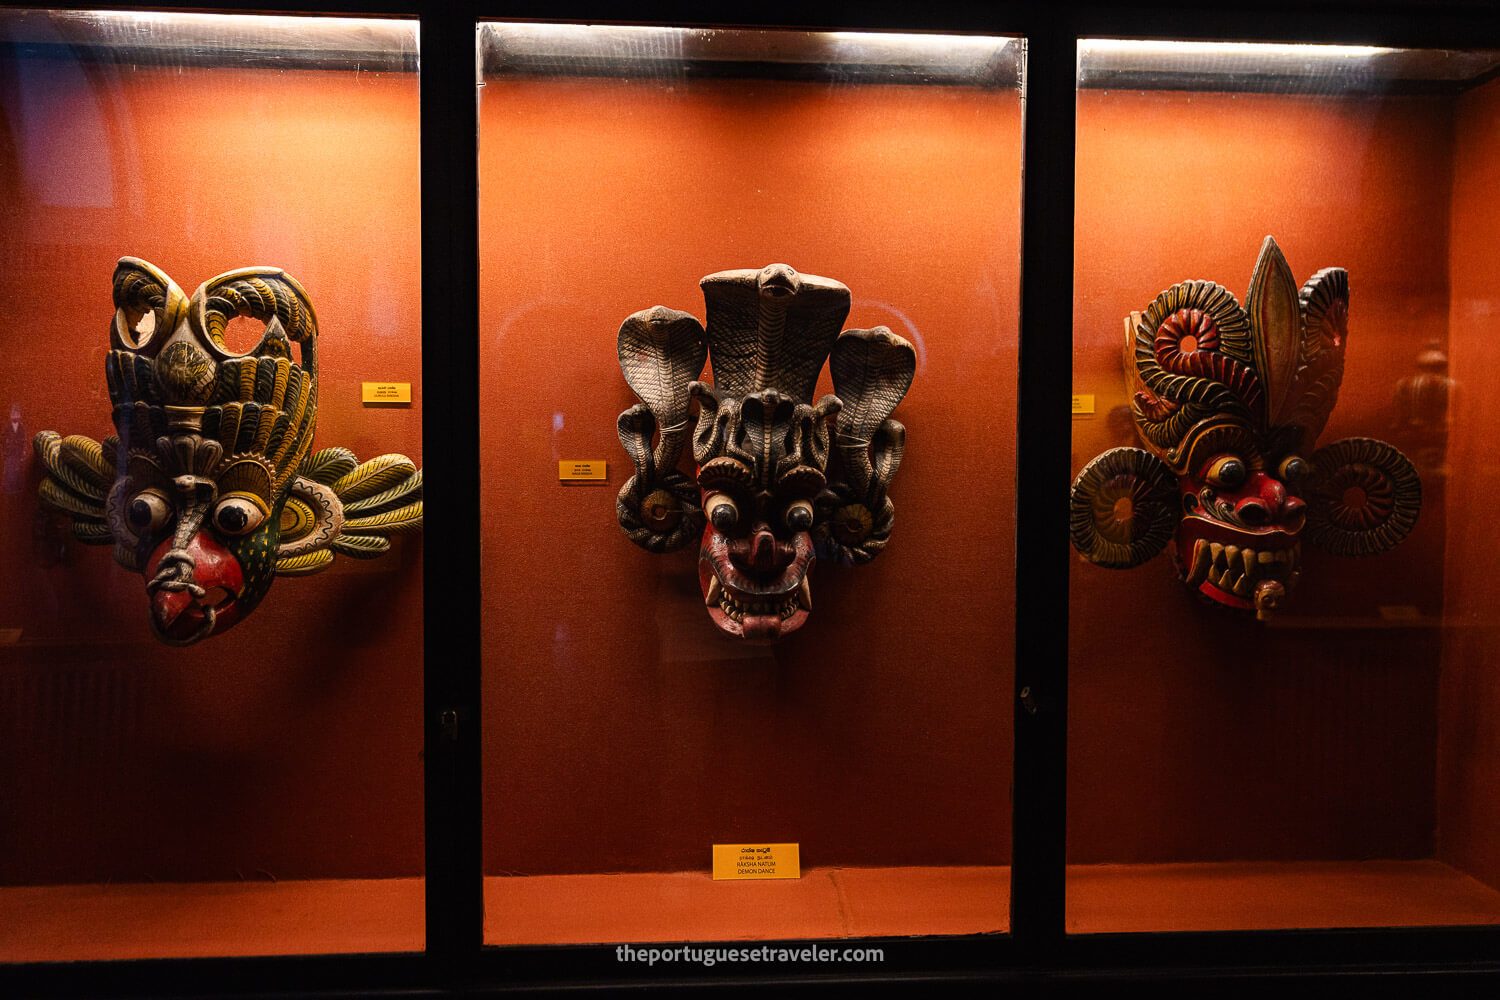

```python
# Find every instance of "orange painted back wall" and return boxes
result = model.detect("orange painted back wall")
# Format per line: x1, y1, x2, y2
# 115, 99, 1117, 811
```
479, 74, 1023, 875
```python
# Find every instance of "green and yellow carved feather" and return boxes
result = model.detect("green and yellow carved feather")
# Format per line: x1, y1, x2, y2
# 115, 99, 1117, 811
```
273, 446, 423, 575
36, 431, 421, 576
34, 431, 113, 544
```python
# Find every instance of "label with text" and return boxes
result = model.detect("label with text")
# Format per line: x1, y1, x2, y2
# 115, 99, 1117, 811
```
559, 460, 606, 481
362, 382, 412, 404
712, 843, 800, 881
1071, 394, 1096, 416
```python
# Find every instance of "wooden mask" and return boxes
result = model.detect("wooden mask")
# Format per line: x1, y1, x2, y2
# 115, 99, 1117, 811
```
1070, 237, 1422, 619
35, 258, 422, 645
615, 264, 915, 642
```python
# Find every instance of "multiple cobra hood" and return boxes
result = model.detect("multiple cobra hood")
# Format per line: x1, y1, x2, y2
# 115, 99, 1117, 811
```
615, 264, 915, 643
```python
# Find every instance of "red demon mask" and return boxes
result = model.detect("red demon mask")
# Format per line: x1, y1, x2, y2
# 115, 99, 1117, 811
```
1070, 237, 1421, 619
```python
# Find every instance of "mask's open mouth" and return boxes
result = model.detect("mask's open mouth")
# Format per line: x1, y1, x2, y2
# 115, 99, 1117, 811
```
148, 585, 239, 645
1177, 515, 1301, 610
699, 529, 814, 643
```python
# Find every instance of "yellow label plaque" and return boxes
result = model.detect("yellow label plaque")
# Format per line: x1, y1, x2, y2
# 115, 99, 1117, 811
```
1071, 394, 1096, 416
712, 843, 800, 881
559, 460, 606, 482
362, 382, 411, 404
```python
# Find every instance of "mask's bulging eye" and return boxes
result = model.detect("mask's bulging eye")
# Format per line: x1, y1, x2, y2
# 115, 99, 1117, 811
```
212, 494, 268, 536
1206, 456, 1247, 491
784, 499, 814, 532
705, 493, 739, 533
1277, 454, 1309, 487
127, 490, 172, 533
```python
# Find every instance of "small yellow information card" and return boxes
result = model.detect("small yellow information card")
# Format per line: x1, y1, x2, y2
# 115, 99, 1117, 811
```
1071, 393, 1096, 416
712, 843, 800, 881
362, 382, 411, 405
559, 460, 606, 482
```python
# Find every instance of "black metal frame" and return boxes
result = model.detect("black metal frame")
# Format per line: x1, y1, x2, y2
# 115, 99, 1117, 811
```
3, 0, 1500, 994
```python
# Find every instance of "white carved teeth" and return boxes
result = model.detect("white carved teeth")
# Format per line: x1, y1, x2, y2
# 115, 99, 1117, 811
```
1186, 538, 1212, 585
717, 587, 802, 623
1196, 540, 1303, 594
1223, 545, 1241, 581
704, 576, 723, 607
797, 576, 812, 611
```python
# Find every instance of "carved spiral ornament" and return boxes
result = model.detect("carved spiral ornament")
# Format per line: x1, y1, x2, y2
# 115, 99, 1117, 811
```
1300, 267, 1349, 356
1284, 267, 1350, 444
1132, 281, 1261, 455
1305, 437, 1421, 557
1324, 465, 1392, 530
1069, 447, 1177, 569
640, 490, 683, 532
814, 486, 893, 567
1156, 307, 1221, 355
1150, 307, 1264, 417
832, 502, 874, 545
617, 469, 703, 553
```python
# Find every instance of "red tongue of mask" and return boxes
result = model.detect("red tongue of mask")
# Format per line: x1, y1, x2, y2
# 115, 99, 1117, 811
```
146, 532, 243, 629
740, 613, 783, 642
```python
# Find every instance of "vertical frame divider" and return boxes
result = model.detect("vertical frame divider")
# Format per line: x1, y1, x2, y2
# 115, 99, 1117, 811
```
1010, 16, 1077, 952
421, 3, 485, 961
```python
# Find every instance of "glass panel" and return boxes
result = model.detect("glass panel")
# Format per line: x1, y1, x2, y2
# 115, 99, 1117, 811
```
0, 9, 424, 960
479, 23, 1022, 949
1068, 37, 1500, 932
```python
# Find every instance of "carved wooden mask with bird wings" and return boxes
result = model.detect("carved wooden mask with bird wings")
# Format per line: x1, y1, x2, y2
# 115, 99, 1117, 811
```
35, 258, 422, 645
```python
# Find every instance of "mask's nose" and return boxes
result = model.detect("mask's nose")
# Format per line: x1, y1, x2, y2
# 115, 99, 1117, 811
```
1235, 472, 1306, 528
730, 521, 796, 578
145, 531, 243, 631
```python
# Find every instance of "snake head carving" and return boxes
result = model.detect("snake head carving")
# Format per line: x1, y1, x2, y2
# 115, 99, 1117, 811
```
615, 264, 915, 643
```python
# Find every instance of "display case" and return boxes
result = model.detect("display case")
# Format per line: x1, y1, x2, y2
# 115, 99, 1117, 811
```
1066, 38, 1500, 935
477, 21, 1022, 947
0, 8, 425, 963
4, 1, 1500, 996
